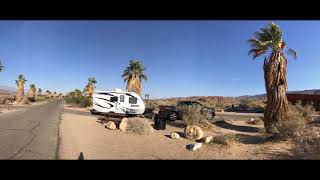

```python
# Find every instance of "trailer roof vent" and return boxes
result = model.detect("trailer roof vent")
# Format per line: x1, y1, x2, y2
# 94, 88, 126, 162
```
113, 88, 123, 93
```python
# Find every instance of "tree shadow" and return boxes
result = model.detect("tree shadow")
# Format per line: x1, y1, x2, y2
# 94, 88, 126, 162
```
166, 120, 187, 129
234, 134, 267, 144
78, 152, 84, 160
96, 116, 121, 126
213, 121, 261, 133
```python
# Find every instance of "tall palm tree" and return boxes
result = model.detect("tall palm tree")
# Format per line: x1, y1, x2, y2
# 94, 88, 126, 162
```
46, 90, 51, 98
122, 60, 147, 96
28, 84, 36, 102
85, 77, 97, 97
38, 88, 42, 96
15, 74, 27, 103
248, 22, 297, 133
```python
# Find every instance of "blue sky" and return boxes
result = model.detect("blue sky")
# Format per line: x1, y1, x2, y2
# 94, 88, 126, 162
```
0, 20, 319, 98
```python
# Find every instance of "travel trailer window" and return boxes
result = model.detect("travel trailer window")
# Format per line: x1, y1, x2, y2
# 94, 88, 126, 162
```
129, 97, 137, 104
110, 96, 118, 102
120, 95, 124, 102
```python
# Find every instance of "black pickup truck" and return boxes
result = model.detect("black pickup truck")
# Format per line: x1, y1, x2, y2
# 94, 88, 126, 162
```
158, 101, 215, 121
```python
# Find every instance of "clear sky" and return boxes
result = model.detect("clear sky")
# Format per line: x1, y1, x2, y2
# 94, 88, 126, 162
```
0, 20, 319, 98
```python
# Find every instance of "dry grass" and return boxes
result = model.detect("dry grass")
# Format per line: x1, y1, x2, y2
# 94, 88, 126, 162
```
275, 102, 315, 138
211, 133, 235, 145
290, 127, 320, 159
126, 118, 152, 135
268, 102, 320, 159
178, 105, 215, 130
0, 95, 15, 104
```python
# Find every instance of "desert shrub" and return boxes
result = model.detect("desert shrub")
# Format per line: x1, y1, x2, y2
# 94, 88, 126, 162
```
179, 105, 207, 126
65, 89, 92, 108
211, 133, 235, 145
275, 102, 315, 138
35, 95, 48, 102
126, 118, 152, 135
0, 96, 6, 104
239, 98, 254, 108
0, 95, 15, 104
20, 97, 30, 105
79, 96, 91, 108
281, 126, 320, 159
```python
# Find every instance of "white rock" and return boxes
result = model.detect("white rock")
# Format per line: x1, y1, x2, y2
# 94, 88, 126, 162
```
192, 143, 202, 151
170, 132, 180, 139
119, 118, 129, 132
105, 121, 117, 130
204, 136, 213, 143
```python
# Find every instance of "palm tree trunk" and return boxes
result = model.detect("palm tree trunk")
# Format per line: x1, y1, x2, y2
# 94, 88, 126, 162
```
28, 90, 35, 102
126, 76, 142, 96
263, 52, 289, 133
15, 83, 24, 103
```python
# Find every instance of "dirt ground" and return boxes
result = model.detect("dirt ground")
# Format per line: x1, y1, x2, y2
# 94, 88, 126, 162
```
58, 105, 294, 160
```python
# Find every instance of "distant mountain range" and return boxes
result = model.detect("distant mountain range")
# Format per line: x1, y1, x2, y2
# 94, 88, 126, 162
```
1, 84, 320, 98
0, 85, 16, 94
238, 89, 320, 99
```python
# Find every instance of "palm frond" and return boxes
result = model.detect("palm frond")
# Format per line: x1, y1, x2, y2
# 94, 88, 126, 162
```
287, 48, 297, 59
248, 48, 267, 59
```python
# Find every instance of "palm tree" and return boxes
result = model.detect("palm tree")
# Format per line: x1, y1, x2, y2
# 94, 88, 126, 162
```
28, 84, 36, 102
122, 60, 147, 96
85, 77, 97, 97
248, 22, 297, 133
15, 74, 27, 103
0, 61, 3, 72
74, 89, 82, 98
38, 88, 42, 96
46, 90, 51, 98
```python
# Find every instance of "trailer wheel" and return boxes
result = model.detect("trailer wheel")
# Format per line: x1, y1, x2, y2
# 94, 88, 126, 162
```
205, 112, 215, 120
90, 109, 99, 115
168, 112, 178, 121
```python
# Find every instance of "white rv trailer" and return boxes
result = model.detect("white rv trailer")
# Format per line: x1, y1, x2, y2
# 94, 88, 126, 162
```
92, 88, 145, 116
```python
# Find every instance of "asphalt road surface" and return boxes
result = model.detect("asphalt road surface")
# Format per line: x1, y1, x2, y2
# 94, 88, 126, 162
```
0, 100, 64, 159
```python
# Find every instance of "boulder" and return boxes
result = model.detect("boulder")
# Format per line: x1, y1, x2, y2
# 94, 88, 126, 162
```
119, 118, 129, 132
184, 125, 203, 140
170, 132, 180, 139
192, 143, 202, 151
246, 118, 262, 125
187, 143, 202, 151
204, 136, 213, 144
105, 121, 117, 130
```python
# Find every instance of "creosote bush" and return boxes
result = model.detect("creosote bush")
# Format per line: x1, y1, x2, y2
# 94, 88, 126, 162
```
179, 105, 211, 129
275, 101, 315, 138
126, 118, 152, 135
65, 89, 92, 108
211, 133, 235, 145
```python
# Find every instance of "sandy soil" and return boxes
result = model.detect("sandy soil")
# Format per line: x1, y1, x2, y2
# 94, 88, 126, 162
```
58, 106, 293, 159
64, 104, 92, 112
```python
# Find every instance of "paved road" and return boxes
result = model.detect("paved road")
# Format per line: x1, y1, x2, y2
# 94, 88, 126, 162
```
0, 100, 64, 159
215, 112, 263, 121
